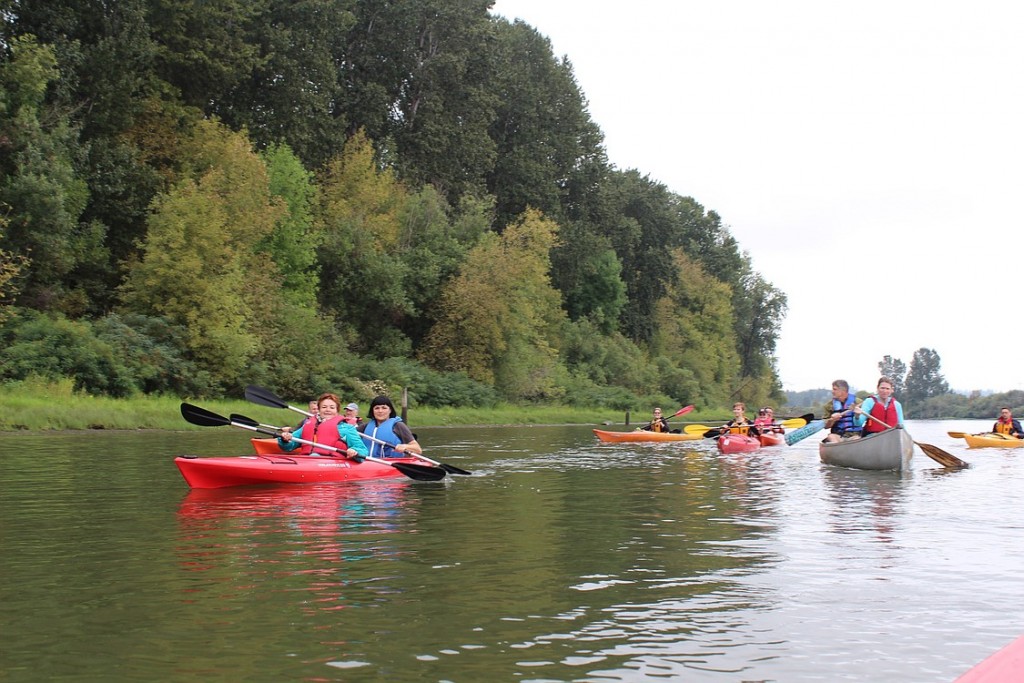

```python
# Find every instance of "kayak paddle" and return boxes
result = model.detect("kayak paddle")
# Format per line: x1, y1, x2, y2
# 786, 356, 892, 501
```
180, 403, 447, 482
635, 404, 695, 431
243, 384, 471, 476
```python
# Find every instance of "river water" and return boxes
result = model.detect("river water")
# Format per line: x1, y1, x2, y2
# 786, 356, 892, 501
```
0, 419, 1020, 682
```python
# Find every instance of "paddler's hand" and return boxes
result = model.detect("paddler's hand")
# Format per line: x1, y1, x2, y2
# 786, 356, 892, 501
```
280, 429, 293, 442
345, 448, 364, 463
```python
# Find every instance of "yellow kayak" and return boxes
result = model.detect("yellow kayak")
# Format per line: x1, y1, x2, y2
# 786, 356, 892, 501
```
593, 429, 703, 443
958, 433, 1024, 449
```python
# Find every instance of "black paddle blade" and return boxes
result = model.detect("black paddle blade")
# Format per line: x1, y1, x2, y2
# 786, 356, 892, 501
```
439, 463, 472, 476
244, 384, 289, 410
703, 428, 724, 439
229, 413, 261, 428
392, 462, 447, 481
180, 402, 230, 427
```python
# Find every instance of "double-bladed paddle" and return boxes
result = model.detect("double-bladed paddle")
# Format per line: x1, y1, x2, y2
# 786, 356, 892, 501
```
180, 403, 447, 481
686, 414, 814, 439
948, 431, 1016, 441
243, 384, 471, 476
635, 404, 695, 431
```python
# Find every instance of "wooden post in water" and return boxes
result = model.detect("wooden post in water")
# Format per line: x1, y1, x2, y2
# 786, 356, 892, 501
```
625, 410, 630, 426
401, 387, 408, 422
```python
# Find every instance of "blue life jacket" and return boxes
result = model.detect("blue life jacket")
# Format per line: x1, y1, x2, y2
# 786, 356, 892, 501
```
831, 395, 858, 434
361, 417, 404, 458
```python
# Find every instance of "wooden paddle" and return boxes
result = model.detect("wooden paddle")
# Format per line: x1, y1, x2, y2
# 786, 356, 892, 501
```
635, 404, 695, 431
864, 414, 967, 468
180, 403, 447, 481
244, 384, 471, 476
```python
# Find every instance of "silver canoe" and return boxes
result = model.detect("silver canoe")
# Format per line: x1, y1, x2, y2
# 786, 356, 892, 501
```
818, 427, 914, 471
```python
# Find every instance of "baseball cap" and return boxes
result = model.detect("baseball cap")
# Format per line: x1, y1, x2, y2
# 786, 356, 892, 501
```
345, 403, 359, 411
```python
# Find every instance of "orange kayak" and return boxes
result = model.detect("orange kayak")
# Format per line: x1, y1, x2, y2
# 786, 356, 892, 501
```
758, 432, 786, 447
593, 429, 702, 443
962, 433, 1024, 449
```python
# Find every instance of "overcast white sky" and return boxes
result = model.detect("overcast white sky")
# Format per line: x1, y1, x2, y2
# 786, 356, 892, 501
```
490, 0, 1024, 394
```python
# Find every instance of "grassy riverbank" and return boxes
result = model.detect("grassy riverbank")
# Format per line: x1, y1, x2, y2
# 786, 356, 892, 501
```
0, 380, 723, 431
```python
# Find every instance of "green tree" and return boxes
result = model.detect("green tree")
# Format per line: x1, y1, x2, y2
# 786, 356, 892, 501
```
0, 35, 95, 313
903, 347, 949, 410
259, 142, 321, 308
486, 19, 605, 227
878, 355, 907, 395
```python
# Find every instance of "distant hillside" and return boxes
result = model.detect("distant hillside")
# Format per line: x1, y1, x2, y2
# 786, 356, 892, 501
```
784, 388, 831, 414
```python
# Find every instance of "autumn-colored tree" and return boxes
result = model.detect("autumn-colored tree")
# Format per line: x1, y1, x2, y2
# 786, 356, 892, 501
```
651, 251, 739, 406
421, 208, 567, 400
119, 122, 285, 388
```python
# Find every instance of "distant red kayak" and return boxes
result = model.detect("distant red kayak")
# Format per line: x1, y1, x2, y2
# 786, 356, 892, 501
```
716, 434, 761, 454
174, 453, 420, 489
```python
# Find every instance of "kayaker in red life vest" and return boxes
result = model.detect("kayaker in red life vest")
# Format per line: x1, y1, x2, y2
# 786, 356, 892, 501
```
360, 395, 423, 458
753, 407, 783, 433
853, 376, 904, 434
993, 407, 1024, 438
277, 393, 369, 459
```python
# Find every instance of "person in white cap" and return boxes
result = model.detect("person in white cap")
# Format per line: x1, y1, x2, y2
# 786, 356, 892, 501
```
342, 402, 361, 426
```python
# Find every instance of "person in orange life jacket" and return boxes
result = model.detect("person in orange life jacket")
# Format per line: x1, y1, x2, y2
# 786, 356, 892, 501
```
853, 377, 904, 434
722, 402, 760, 436
277, 393, 369, 459
342, 402, 361, 426
823, 379, 860, 443
992, 407, 1023, 438
360, 395, 422, 458
753, 407, 783, 433
641, 407, 672, 432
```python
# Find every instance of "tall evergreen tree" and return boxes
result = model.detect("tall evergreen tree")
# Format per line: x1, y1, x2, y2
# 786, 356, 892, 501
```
878, 355, 907, 395
904, 347, 949, 410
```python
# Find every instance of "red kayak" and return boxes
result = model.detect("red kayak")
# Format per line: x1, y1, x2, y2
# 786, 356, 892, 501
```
955, 634, 1024, 682
716, 434, 761, 454
174, 453, 421, 489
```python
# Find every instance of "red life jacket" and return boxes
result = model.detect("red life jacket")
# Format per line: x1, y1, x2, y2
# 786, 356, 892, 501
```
297, 415, 345, 455
863, 396, 898, 434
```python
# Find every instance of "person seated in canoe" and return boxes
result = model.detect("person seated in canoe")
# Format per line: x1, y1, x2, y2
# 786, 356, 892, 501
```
359, 395, 423, 458
853, 376, 904, 435
277, 393, 369, 460
992, 407, 1024, 438
823, 379, 861, 443
640, 407, 673, 432
342, 402, 362, 427
753, 407, 783, 433
721, 402, 760, 436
